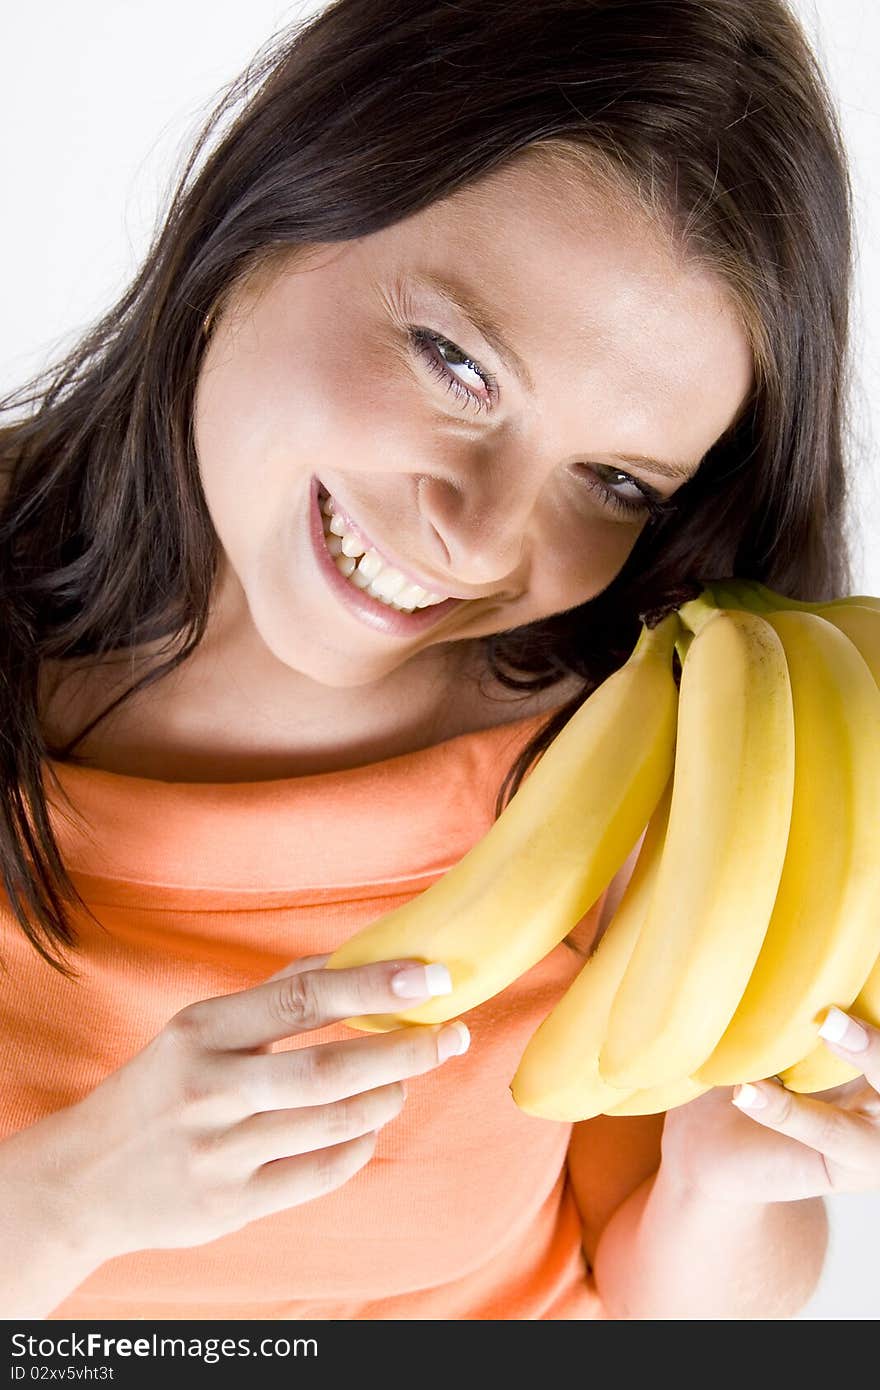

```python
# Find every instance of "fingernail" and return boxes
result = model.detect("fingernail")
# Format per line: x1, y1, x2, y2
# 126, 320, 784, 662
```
390, 963, 453, 999
732, 1083, 766, 1111
438, 1021, 470, 1060
818, 1006, 869, 1053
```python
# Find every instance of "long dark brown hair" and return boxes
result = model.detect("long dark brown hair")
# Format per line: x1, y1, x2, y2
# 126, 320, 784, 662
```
0, 0, 856, 976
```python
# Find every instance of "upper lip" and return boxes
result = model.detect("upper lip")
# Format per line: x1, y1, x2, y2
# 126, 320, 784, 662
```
318, 480, 491, 602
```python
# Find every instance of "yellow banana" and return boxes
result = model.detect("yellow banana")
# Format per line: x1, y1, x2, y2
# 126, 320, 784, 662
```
775, 601, 880, 1093
510, 778, 674, 1121
687, 584, 880, 1093
325, 613, 682, 1032
805, 602, 880, 676
599, 598, 796, 1089
780, 955, 880, 1092
604, 1076, 711, 1116
694, 610, 880, 1085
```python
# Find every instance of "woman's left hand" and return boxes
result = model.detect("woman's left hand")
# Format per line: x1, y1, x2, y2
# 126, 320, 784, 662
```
658, 1007, 880, 1204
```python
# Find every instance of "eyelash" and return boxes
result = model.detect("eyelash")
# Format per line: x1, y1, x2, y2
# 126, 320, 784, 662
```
407, 326, 677, 521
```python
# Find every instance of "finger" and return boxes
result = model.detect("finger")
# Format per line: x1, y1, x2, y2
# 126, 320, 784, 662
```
263, 954, 332, 983
801, 1077, 867, 1108
244, 1131, 379, 1223
228, 1019, 470, 1112
732, 1078, 879, 1180
817, 1006, 879, 1091
173, 957, 451, 1052
217, 1081, 407, 1168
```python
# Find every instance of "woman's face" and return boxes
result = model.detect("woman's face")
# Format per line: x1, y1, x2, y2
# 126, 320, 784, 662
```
193, 150, 753, 690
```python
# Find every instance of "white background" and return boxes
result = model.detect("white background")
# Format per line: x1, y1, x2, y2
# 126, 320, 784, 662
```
1, 1, 878, 1319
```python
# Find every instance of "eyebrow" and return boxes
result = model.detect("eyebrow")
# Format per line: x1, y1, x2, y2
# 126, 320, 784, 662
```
409, 270, 699, 483
605, 452, 697, 481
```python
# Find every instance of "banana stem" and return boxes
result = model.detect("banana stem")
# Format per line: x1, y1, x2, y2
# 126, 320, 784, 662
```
632, 610, 682, 665
707, 579, 772, 613
707, 578, 876, 615
677, 589, 721, 637
747, 582, 880, 615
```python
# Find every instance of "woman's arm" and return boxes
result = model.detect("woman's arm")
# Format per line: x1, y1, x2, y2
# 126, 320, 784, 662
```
0, 1112, 111, 1318
592, 1162, 829, 1319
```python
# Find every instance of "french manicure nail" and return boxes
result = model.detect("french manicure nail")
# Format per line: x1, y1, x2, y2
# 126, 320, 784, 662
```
818, 1005, 869, 1052
390, 963, 453, 998
732, 1083, 766, 1110
438, 1021, 470, 1060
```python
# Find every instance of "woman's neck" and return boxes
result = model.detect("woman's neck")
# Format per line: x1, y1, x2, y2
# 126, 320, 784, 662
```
39, 630, 579, 783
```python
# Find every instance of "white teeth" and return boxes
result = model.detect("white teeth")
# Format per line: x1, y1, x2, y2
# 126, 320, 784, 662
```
397, 580, 428, 608
319, 490, 452, 610
368, 567, 408, 601
341, 533, 365, 558
355, 549, 384, 582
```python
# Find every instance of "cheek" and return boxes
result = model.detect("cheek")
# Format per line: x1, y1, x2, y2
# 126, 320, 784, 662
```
536, 511, 645, 611
275, 312, 422, 488
312, 332, 428, 474
193, 331, 353, 553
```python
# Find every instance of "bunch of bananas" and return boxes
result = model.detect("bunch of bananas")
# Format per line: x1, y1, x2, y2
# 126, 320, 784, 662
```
325, 579, 880, 1120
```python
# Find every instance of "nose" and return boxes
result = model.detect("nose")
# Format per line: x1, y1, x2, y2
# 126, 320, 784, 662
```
418, 451, 541, 589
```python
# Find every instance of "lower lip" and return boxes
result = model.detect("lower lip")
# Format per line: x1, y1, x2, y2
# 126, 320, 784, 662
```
307, 476, 465, 637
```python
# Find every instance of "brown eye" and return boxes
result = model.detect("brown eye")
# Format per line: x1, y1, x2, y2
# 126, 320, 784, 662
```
573, 463, 673, 520
408, 328, 496, 413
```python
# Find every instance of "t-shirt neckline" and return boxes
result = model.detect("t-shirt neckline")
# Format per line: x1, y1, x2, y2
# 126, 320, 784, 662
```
43, 706, 561, 894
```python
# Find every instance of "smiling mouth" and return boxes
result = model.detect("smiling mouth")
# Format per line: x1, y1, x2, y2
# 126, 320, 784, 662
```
317, 483, 454, 613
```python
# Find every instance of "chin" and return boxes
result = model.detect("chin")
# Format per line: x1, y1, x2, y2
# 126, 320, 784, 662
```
293, 653, 407, 689
257, 606, 414, 689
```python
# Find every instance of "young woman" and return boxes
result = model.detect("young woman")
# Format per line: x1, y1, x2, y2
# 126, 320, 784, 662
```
1, 0, 877, 1320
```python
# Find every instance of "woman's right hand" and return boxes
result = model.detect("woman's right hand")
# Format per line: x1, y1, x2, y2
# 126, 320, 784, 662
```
44, 955, 470, 1264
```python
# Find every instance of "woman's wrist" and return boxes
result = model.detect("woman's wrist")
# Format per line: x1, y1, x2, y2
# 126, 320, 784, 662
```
45, 1103, 127, 1273
0, 1132, 96, 1315
0, 1106, 119, 1317
649, 1154, 768, 1215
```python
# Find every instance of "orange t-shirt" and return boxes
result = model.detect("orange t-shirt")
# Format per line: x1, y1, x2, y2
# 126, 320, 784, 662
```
0, 709, 662, 1320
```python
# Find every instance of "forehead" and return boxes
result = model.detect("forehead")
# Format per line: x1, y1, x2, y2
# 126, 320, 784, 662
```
370, 149, 754, 458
